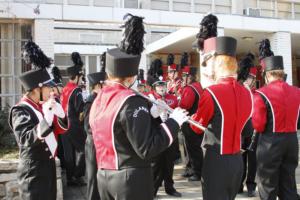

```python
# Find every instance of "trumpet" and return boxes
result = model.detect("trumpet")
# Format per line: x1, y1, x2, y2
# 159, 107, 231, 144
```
131, 89, 206, 131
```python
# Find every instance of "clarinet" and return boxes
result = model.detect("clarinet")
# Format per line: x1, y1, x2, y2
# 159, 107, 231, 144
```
247, 130, 258, 152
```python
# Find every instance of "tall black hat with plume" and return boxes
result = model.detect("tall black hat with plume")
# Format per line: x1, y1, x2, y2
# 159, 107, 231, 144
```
106, 13, 146, 78
67, 52, 84, 77
87, 52, 107, 86
137, 69, 146, 86
147, 59, 165, 86
167, 53, 178, 71
259, 39, 283, 71
52, 66, 63, 87
237, 53, 255, 82
195, 14, 237, 61
180, 52, 189, 68
20, 39, 55, 91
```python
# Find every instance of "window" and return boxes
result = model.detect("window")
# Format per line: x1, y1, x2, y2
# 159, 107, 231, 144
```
124, 0, 139, 8
0, 22, 32, 108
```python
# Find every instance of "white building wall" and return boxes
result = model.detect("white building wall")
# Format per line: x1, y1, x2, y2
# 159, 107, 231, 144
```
34, 19, 55, 58
270, 31, 293, 85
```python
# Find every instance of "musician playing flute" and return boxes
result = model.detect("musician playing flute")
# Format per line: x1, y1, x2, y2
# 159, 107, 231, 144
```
89, 14, 189, 200
191, 14, 253, 200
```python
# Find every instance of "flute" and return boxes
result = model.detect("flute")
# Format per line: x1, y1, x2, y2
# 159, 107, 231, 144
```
131, 89, 206, 131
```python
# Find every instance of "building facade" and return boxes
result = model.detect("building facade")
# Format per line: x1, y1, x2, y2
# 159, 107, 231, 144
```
0, 0, 300, 107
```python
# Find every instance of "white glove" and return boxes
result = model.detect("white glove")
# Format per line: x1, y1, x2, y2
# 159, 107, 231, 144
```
52, 102, 65, 118
160, 111, 168, 122
169, 108, 189, 127
150, 99, 167, 118
42, 99, 55, 126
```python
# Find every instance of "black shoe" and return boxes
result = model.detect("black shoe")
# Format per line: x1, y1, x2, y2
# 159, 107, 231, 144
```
188, 174, 201, 181
75, 177, 86, 186
67, 177, 81, 187
238, 187, 243, 194
181, 170, 193, 178
165, 189, 182, 197
247, 190, 256, 197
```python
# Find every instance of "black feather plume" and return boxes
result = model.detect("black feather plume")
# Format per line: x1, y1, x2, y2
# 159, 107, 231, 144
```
238, 53, 255, 82
196, 14, 218, 50
137, 69, 145, 81
259, 39, 274, 60
148, 59, 163, 78
120, 13, 146, 55
180, 52, 189, 67
52, 66, 63, 85
167, 54, 174, 65
71, 52, 83, 67
100, 52, 106, 73
22, 39, 51, 69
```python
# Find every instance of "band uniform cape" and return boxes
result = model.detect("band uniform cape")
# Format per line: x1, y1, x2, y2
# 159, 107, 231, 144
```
191, 14, 253, 200
89, 14, 181, 200
60, 52, 86, 181
8, 40, 57, 200
252, 52, 300, 200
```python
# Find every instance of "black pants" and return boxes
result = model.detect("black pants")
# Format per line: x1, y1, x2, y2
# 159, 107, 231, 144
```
85, 134, 101, 200
256, 133, 298, 200
241, 137, 257, 191
18, 159, 57, 200
202, 148, 243, 200
182, 123, 203, 177
152, 140, 177, 195
97, 167, 153, 200
61, 134, 86, 180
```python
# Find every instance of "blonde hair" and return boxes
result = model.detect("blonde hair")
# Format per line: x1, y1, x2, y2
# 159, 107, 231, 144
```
266, 70, 285, 79
214, 55, 238, 78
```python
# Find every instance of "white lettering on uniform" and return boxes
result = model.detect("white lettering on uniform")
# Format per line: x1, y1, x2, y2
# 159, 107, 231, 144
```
133, 106, 149, 118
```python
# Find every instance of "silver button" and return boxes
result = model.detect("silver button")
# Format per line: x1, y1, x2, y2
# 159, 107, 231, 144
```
49, 156, 53, 159
45, 148, 49, 151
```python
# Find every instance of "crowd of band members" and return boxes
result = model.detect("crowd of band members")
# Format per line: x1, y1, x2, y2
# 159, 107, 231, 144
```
9, 13, 300, 200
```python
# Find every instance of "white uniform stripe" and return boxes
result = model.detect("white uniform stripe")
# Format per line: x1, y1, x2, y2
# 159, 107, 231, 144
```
161, 123, 173, 146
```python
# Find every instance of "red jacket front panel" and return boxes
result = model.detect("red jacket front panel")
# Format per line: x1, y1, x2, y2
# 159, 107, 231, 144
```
179, 82, 203, 114
89, 82, 135, 170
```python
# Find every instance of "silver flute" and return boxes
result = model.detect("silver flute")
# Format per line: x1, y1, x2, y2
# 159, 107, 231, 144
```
132, 89, 206, 131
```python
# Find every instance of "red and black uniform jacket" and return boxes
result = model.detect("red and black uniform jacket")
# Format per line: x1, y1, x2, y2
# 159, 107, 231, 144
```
252, 80, 300, 134
89, 82, 180, 170
191, 78, 253, 155
9, 97, 54, 160
179, 82, 203, 115
61, 82, 85, 148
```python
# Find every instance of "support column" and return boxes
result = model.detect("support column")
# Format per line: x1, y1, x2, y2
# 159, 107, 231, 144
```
269, 31, 293, 85
231, 0, 244, 15
34, 19, 54, 59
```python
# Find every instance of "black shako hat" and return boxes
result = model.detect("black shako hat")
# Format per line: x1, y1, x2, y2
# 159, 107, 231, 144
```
261, 56, 284, 71
67, 52, 84, 76
20, 40, 55, 91
203, 36, 237, 57
259, 39, 284, 71
106, 13, 145, 78
87, 52, 107, 86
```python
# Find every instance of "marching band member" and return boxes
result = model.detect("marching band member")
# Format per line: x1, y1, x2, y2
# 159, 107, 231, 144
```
9, 40, 63, 200
179, 66, 204, 182
60, 52, 86, 186
148, 75, 181, 197
252, 39, 300, 200
84, 52, 107, 200
89, 14, 188, 200
237, 53, 258, 197
191, 14, 253, 200
167, 53, 182, 96
137, 69, 147, 94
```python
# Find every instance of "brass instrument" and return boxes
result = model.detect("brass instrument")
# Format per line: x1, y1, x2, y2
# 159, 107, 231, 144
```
131, 89, 206, 131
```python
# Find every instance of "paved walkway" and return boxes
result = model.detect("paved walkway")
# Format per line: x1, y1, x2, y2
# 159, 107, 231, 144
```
63, 162, 300, 200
